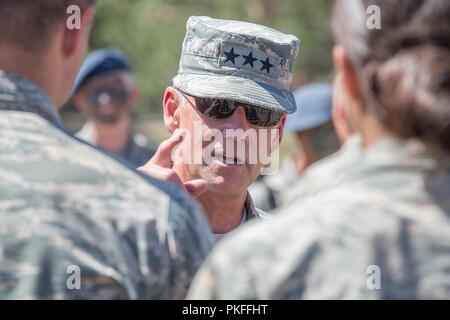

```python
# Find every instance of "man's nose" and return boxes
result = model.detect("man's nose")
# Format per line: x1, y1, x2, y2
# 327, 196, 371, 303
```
221, 106, 249, 131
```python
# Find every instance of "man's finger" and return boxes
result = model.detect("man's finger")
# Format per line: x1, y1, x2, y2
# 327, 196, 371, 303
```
184, 179, 208, 199
149, 129, 185, 168
138, 165, 183, 186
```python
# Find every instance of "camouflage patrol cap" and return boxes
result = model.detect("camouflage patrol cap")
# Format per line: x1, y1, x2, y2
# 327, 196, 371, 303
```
173, 16, 300, 114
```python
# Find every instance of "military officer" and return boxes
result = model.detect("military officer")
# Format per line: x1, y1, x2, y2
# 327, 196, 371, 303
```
139, 16, 300, 243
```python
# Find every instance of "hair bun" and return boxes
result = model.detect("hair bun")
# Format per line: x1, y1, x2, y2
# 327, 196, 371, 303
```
371, 46, 450, 150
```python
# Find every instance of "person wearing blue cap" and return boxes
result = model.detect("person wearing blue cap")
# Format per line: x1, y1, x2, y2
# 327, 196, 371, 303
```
73, 48, 156, 167
249, 82, 340, 211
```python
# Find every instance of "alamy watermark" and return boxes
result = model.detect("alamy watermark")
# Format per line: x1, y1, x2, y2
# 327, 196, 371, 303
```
66, 265, 81, 290
366, 265, 381, 290
366, 5, 381, 30
170, 121, 281, 175
66, 5, 81, 30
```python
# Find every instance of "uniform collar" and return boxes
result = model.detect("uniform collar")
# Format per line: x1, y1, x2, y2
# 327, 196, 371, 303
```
0, 70, 63, 128
363, 137, 448, 171
245, 191, 268, 220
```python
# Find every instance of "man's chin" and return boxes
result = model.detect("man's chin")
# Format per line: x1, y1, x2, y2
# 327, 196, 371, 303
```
185, 163, 253, 196
203, 173, 249, 197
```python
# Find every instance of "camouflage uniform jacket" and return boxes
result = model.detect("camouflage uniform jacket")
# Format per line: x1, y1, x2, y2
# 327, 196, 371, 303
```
281, 134, 363, 207
244, 192, 270, 220
250, 135, 363, 212
248, 159, 298, 212
0, 70, 213, 299
188, 137, 450, 299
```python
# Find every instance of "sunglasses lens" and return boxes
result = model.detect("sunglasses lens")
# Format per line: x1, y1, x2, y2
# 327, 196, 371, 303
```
111, 90, 128, 105
86, 92, 99, 105
195, 98, 236, 119
191, 95, 283, 127
245, 105, 283, 127
87, 89, 128, 106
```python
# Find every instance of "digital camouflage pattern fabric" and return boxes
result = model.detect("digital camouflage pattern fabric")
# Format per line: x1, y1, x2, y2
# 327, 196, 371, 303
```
281, 134, 363, 207
188, 137, 450, 299
249, 134, 362, 212
173, 16, 300, 114
0, 70, 213, 299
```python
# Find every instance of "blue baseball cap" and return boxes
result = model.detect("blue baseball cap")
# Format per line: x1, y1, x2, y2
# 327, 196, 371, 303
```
72, 48, 131, 93
284, 83, 333, 132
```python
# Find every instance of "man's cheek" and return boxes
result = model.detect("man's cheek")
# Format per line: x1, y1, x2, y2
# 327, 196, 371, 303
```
261, 129, 279, 157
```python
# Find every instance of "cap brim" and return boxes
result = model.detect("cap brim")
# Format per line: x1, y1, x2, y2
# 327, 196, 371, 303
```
285, 110, 332, 132
173, 73, 297, 114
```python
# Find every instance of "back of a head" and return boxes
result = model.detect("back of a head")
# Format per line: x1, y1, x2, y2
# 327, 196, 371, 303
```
0, 0, 95, 52
0, 1, 97, 107
332, 0, 450, 151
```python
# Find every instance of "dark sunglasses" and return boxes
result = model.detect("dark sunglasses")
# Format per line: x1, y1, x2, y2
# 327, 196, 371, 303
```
178, 90, 284, 127
86, 88, 129, 107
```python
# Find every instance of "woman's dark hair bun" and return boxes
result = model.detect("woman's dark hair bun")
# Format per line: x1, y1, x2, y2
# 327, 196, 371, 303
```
332, 0, 450, 150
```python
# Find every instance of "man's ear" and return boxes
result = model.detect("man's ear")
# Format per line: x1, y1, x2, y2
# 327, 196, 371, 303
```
333, 45, 364, 134
333, 45, 362, 101
163, 87, 181, 133
332, 82, 355, 144
62, 6, 96, 58
277, 115, 287, 145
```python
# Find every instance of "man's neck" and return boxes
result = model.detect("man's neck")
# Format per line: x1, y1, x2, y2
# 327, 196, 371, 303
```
197, 190, 247, 234
91, 115, 132, 154
360, 115, 391, 150
173, 164, 247, 234
0, 45, 59, 107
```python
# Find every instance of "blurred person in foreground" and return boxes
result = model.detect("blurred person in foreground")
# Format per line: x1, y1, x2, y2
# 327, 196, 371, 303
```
73, 48, 156, 167
139, 16, 300, 243
249, 83, 340, 211
188, 0, 450, 299
279, 78, 365, 207
0, 0, 212, 299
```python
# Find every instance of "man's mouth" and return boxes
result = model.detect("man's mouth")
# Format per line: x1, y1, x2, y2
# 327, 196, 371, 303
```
210, 150, 244, 165
222, 155, 240, 164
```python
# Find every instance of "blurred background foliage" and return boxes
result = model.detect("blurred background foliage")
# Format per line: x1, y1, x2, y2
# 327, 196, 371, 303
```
63, 0, 335, 144
88, 0, 333, 114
